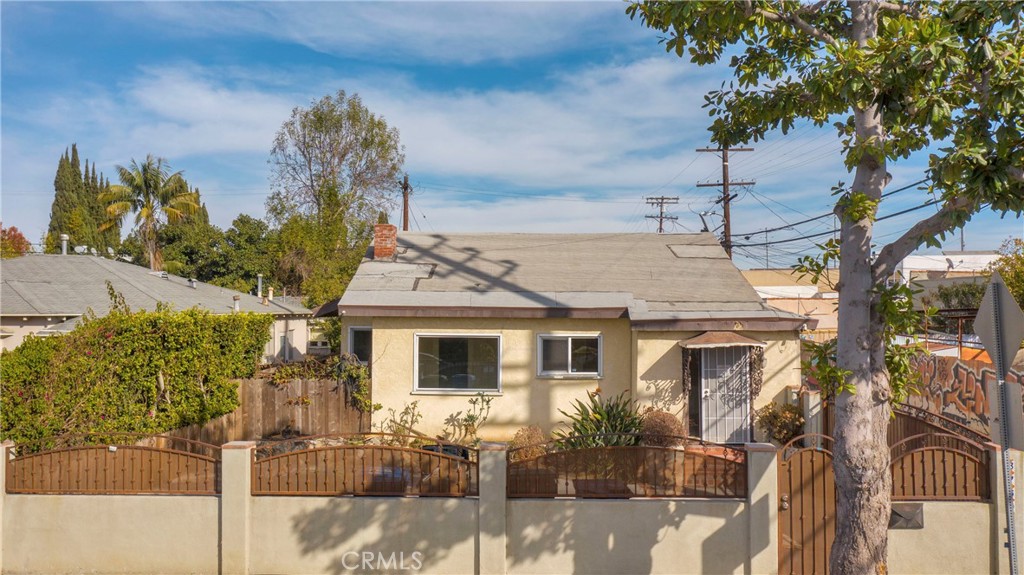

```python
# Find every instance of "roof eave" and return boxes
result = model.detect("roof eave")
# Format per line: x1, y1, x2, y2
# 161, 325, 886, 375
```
336, 305, 629, 320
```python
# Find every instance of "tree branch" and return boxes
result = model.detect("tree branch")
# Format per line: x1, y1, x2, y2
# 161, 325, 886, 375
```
871, 195, 977, 282
761, 9, 840, 46
876, 2, 923, 18
744, 0, 840, 46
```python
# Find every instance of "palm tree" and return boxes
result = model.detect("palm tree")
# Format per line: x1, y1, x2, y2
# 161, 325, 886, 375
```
100, 155, 199, 270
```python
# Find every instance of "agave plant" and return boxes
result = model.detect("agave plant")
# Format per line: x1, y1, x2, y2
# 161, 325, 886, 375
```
553, 391, 643, 449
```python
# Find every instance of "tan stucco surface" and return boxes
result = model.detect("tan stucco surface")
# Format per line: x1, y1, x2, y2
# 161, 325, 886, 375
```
506, 499, 749, 575
2, 494, 219, 574
356, 317, 634, 439
348, 316, 803, 441
888, 501, 995, 574
0, 317, 69, 351
249, 496, 478, 575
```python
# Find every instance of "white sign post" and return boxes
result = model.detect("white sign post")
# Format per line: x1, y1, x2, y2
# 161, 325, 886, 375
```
975, 271, 1024, 575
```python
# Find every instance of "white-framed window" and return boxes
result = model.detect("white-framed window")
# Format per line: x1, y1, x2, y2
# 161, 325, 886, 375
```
349, 327, 372, 364
414, 334, 501, 392
537, 334, 602, 377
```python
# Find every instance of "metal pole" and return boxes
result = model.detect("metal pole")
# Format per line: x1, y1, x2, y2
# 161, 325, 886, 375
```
401, 175, 410, 232
992, 280, 1021, 575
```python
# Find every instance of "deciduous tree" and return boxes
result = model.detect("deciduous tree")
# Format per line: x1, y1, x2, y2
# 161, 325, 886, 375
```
628, 2, 1024, 572
0, 224, 31, 258
266, 91, 404, 303
267, 89, 404, 226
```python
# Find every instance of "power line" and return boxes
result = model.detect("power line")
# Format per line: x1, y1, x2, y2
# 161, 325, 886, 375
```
414, 181, 638, 204
730, 178, 930, 238
732, 196, 942, 248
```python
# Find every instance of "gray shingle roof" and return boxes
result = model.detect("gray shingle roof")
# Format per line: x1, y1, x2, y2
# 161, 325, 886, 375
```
335, 232, 807, 325
1, 255, 309, 317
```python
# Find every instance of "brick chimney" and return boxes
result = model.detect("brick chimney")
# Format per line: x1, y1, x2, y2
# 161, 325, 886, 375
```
373, 224, 397, 260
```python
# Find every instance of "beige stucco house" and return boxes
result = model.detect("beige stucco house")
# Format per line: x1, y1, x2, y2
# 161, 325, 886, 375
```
318, 225, 813, 442
0, 255, 311, 363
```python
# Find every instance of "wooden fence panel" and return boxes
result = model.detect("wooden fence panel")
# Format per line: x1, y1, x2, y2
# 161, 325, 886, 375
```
166, 378, 366, 444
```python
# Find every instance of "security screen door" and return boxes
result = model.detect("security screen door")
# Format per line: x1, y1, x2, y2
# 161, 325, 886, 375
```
700, 347, 751, 443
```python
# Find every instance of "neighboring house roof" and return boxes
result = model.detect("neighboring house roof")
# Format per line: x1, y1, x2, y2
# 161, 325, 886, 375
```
327, 232, 810, 330
898, 252, 998, 274
1, 255, 310, 318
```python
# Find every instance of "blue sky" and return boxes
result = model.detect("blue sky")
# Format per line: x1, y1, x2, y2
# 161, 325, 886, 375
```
3, 1, 1021, 270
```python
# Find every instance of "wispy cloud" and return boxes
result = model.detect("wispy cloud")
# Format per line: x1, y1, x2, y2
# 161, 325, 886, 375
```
118, 2, 647, 65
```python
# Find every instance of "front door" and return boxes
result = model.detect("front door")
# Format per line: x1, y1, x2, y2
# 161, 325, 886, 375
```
700, 346, 751, 443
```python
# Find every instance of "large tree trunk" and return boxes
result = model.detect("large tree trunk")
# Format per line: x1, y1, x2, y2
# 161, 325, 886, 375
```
831, 2, 892, 574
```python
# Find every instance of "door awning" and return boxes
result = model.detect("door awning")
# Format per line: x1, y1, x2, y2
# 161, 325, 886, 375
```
677, 331, 767, 349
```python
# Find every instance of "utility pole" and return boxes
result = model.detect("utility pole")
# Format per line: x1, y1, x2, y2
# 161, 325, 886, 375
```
645, 196, 679, 233
764, 228, 769, 269
401, 174, 411, 232
696, 145, 754, 258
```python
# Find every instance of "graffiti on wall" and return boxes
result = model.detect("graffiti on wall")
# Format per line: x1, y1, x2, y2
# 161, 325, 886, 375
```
909, 354, 1024, 437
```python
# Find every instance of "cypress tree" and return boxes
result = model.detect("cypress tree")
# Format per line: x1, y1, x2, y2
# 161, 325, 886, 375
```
45, 144, 120, 254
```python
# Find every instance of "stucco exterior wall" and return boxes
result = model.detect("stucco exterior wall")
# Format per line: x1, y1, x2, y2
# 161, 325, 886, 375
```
343, 317, 803, 440
265, 316, 310, 363
0, 316, 73, 351
350, 317, 633, 439
888, 501, 995, 574
506, 499, 749, 575
2, 494, 219, 574
249, 497, 478, 575
632, 330, 802, 440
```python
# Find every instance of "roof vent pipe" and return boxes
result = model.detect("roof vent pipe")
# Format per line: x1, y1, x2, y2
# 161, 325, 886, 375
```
188, 278, 197, 289
60, 234, 69, 255
232, 294, 240, 313
257, 274, 264, 298
268, 287, 274, 301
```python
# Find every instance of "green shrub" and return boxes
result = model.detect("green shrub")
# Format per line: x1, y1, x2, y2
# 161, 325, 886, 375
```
754, 402, 805, 446
0, 304, 272, 446
554, 391, 643, 448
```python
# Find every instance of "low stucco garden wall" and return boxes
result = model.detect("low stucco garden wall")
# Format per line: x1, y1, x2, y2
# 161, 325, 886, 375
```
2, 494, 219, 574
506, 499, 750, 575
1, 441, 1018, 575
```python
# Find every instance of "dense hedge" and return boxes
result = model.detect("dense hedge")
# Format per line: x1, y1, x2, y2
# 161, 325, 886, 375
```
1, 304, 273, 444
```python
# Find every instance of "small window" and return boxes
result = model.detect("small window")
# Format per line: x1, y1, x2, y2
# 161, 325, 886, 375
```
349, 327, 372, 363
538, 335, 601, 376
416, 335, 500, 392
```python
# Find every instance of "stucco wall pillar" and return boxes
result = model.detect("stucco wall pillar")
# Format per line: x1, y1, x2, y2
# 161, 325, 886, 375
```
0, 440, 11, 570
802, 390, 823, 437
746, 442, 779, 575
478, 441, 507, 575
222, 441, 255, 575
